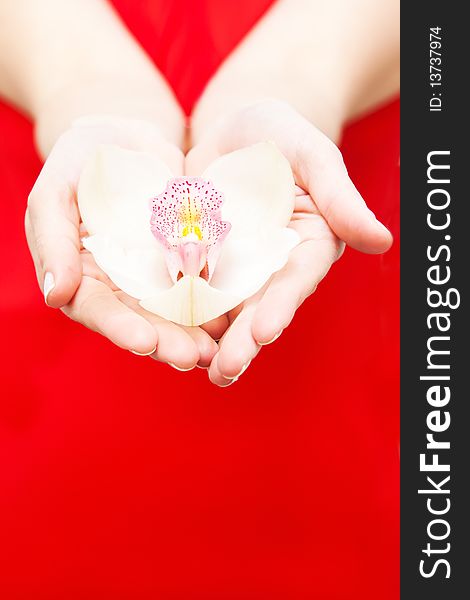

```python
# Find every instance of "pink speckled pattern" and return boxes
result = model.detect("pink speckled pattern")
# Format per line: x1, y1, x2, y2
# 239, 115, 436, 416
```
150, 177, 231, 281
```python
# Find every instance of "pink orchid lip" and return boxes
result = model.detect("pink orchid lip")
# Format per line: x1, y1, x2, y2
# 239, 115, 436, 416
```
149, 177, 231, 283
177, 238, 208, 279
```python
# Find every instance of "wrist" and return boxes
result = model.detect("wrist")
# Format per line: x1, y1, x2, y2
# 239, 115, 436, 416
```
191, 86, 346, 145
34, 77, 186, 158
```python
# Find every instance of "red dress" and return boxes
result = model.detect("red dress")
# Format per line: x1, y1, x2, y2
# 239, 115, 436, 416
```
0, 1, 399, 598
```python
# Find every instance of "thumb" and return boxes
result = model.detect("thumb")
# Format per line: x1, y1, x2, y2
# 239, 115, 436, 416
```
26, 166, 82, 308
300, 141, 393, 254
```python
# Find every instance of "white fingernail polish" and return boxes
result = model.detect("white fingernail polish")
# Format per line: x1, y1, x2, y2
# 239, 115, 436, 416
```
221, 376, 239, 387
130, 346, 156, 357
43, 272, 55, 305
168, 362, 194, 372
259, 330, 283, 346
222, 360, 251, 380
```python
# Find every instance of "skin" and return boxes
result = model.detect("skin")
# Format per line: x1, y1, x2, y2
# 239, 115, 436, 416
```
187, 101, 389, 384
26, 116, 218, 369
0, 0, 218, 369
188, 0, 399, 384
0, 0, 399, 385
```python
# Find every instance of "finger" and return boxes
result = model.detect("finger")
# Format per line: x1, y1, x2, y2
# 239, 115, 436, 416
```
117, 293, 200, 370
296, 133, 393, 254
207, 354, 236, 387
62, 276, 157, 354
209, 298, 262, 385
251, 237, 341, 345
26, 168, 82, 308
180, 326, 219, 368
200, 313, 230, 341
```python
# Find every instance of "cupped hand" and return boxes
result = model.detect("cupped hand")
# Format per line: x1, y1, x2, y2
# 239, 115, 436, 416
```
26, 116, 218, 368
186, 100, 393, 385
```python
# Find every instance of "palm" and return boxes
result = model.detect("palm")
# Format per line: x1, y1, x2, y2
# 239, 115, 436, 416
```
187, 100, 390, 385
26, 116, 218, 369
205, 189, 343, 386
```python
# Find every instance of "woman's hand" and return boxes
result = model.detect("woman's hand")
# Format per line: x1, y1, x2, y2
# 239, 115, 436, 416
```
184, 0, 398, 384
205, 187, 344, 387
187, 100, 393, 384
26, 116, 218, 369
1, 0, 218, 368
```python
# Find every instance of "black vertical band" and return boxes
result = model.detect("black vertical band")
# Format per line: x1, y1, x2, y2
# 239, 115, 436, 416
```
401, 3, 468, 598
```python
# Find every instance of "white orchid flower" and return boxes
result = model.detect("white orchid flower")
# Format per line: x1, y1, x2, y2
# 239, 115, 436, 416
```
77, 142, 300, 326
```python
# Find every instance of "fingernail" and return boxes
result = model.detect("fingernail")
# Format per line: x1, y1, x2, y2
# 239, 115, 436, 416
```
168, 362, 194, 372
222, 360, 251, 381
196, 364, 208, 370
130, 346, 156, 357
43, 272, 55, 305
259, 330, 283, 346
220, 376, 239, 387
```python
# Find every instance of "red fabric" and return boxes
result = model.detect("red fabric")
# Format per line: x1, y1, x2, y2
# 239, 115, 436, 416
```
0, 1, 399, 598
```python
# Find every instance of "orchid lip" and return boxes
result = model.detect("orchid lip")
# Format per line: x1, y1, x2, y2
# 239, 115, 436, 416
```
177, 240, 208, 279
149, 176, 231, 284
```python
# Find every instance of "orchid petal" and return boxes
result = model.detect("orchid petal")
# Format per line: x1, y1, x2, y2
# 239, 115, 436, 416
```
78, 145, 173, 248
210, 227, 300, 298
140, 276, 242, 327
202, 142, 295, 238
77, 142, 300, 327
83, 235, 172, 299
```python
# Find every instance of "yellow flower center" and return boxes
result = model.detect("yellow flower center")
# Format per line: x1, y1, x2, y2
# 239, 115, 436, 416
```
181, 224, 203, 240
180, 194, 203, 241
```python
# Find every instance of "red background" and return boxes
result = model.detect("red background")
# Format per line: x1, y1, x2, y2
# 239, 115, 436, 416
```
0, 1, 399, 598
